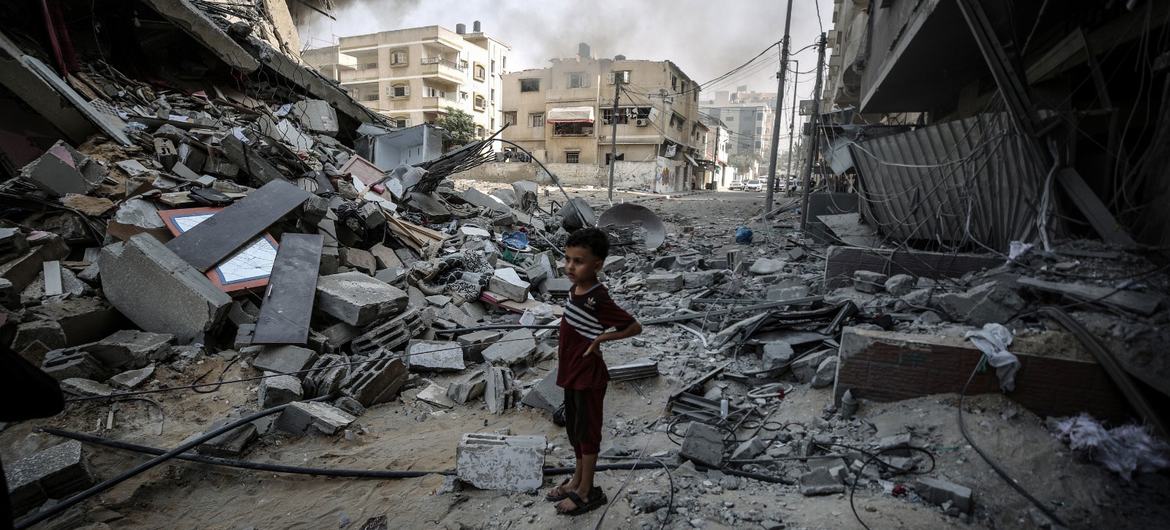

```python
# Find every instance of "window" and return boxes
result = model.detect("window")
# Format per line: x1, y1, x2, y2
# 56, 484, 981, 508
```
502, 56, 507, 70
391, 117, 409, 128
568, 72, 588, 89
602, 107, 631, 125
553, 122, 592, 136
460, 91, 469, 101
565, 151, 580, 164
476, 126, 486, 137
608, 70, 631, 84
389, 83, 409, 98
671, 74, 678, 90
520, 78, 541, 92
530, 112, 544, 127
756, 126, 763, 135
491, 60, 496, 74
605, 152, 625, 165
474, 94, 486, 111
425, 85, 445, 98
491, 118, 495, 129
756, 113, 764, 121
504, 111, 517, 126
459, 59, 469, 71
390, 50, 407, 66
473, 63, 486, 81
490, 88, 495, 103
362, 94, 379, 102
362, 62, 378, 70
670, 112, 685, 130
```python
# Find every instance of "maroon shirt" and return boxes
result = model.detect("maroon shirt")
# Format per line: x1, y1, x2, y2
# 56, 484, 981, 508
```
556, 283, 635, 390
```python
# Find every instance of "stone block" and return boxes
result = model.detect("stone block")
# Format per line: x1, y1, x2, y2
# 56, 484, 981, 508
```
456, 433, 546, 492
276, 401, 356, 435
342, 354, 408, 407
914, 477, 973, 513
762, 342, 794, 371
853, 270, 888, 293
109, 365, 155, 389
884, 274, 916, 296
520, 368, 563, 413
407, 340, 465, 371
316, 271, 408, 326
811, 356, 838, 388
447, 371, 487, 404
489, 267, 530, 303
646, 273, 684, 291
902, 287, 933, 307
680, 422, 724, 467
100, 234, 231, 342
88, 330, 174, 370
482, 328, 536, 365
339, 248, 377, 275
260, 373, 304, 407
3, 440, 94, 515
799, 467, 844, 496
456, 330, 501, 362
251, 345, 317, 374
369, 243, 404, 270
682, 270, 721, 289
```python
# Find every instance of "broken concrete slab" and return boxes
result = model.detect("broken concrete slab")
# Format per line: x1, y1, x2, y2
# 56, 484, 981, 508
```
60, 378, 115, 397
520, 368, 563, 413
792, 350, 834, 384
100, 234, 231, 343
276, 401, 355, 435
41, 349, 110, 381
680, 421, 724, 467
19, 140, 106, 197
749, 258, 785, 275
447, 370, 487, 404
292, 99, 339, 136
914, 477, 973, 513
259, 373, 304, 407
731, 436, 767, 461
88, 330, 174, 370
406, 340, 466, 372
3, 440, 95, 516
1017, 276, 1162, 316
646, 273, 684, 291
316, 271, 409, 326
195, 420, 258, 458
456, 433, 546, 492
109, 365, 155, 389
810, 356, 838, 388
107, 198, 170, 242
799, 467, 844, 496
489, 267, 530, 303
934, 281, 1025, 325
484, 364, 516, 414
251, 345, 317, 374
853, 270, 888, 293
884, 274, 916, 296
369, 243, 404, 270
340, 247, 377, 275
603, 255, 627, 272
139, 0, 261, 72
823, 246, 1000, 289
481, 329, 536, 365
762, 342, 795, 371
457, 330, 501, 362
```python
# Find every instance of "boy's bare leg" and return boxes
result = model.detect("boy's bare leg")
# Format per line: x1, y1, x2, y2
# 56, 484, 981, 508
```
557, 454, 597, 511
549, 457, 582, 497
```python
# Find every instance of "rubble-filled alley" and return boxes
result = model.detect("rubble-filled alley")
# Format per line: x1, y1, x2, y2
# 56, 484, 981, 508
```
3, 1, 1170, 530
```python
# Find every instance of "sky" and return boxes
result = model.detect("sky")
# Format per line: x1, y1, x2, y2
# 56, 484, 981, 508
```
295, 0, 834, 110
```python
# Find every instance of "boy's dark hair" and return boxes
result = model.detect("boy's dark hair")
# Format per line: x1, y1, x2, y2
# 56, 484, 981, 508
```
565, 227, 609, 259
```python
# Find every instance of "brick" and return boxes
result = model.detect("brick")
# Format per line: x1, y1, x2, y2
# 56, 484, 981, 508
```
456, 433, 546, 492
350, 308, 425, 356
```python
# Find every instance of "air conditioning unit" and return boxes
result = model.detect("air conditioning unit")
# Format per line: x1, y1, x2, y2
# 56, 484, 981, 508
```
635, 118, 649, 127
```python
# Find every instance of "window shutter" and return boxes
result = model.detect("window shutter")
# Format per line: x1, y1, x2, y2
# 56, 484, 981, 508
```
402, 84, 410, 97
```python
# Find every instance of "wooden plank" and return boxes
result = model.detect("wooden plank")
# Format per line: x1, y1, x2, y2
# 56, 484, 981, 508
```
1018, 277, 1160, 316
165, 179, 310, 272
252, 234, 324, 345
1055, 168, 1136, 247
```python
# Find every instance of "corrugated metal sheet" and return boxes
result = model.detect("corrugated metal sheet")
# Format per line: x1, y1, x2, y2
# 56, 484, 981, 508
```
849, 113, 1044, 251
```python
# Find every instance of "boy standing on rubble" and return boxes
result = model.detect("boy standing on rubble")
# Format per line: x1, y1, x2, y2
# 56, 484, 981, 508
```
546, 227, 642, 516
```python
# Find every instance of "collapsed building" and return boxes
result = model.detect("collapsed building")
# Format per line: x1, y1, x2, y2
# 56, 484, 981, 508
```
0, 0, 1168, 529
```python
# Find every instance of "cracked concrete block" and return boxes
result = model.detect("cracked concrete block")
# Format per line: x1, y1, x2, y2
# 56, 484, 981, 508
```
680, 422, 724, 467
520, 367, 563, 413
934, 281, 1025, 325
447, 370, 487, 404
109, 365, 155, 389
792, 350, 833, 384
811, 355, 838, 388
603, 255, 626, 272
800, 467, 845, 496
276, 401, 355, 435
456, 433, 546, 492
251, 345, 317, 374
407, 340, 465, 372
489, 267, 530, 303
731, 435, 767, 461
41, 348, 110, 381
884, 274, 916, 296
88, 329, 174, 370
914, 477, 973, 513
100, 234, 231, 342
20, 141, 105, 197
481, 329, 536, 365
60, 378, 114, 397
3, 440, 94, 516
194, 420, 258, 458
456, 330, 501, 363
259, 372, 303, 407
316, 271, 408, 326
342, 353, 408, 407
340, 247, 377, 275
762, 342, 794, 371
106, 198, 169, 242
646, 273, 684, 291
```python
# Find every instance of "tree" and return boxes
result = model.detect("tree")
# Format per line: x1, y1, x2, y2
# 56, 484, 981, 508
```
436, 108, 478, 149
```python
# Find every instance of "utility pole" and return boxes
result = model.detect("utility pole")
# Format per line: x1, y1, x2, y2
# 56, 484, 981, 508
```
784, 60, 798, 198
607, 75, 622, 204
799, 33, 827, 231
763, 0, 796, 214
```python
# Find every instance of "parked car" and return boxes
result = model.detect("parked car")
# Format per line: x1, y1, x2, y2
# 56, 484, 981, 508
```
728, 180, 745, 191
744, 179, 763, 192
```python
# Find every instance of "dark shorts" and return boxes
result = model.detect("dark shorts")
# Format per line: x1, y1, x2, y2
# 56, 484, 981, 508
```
563, 386, 606, 457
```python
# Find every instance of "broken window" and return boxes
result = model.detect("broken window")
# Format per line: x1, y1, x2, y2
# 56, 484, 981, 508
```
605, 152, 625, 165
504, 111, 517, 126
390, 50, 408, 66
608, 70, 631, 84
530, 113, 544, 127
474, 63, 486, 81
565, 151, 580, 164
568, 72, 588, 89
670, 113, 685, 130
389, 84, 409, 98
520, 78, 541, 92
553, 122, 592, 137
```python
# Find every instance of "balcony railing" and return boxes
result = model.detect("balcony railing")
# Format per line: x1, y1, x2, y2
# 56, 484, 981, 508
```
420, 57, 465, 70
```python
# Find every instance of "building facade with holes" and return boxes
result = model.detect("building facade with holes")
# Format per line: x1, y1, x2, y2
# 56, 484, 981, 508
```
303, 22, 508, 138
499, 45, 704, 192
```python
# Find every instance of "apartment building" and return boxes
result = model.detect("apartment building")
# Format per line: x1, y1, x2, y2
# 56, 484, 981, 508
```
700, 88, 776, 178
303, 22, 509, 137
500, 44, 704, 192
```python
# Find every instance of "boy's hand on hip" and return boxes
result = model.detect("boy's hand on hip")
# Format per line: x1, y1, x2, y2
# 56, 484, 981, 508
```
583, 339, 602, 357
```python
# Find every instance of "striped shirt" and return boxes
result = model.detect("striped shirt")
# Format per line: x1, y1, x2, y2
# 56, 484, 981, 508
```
557, 283, 635, 389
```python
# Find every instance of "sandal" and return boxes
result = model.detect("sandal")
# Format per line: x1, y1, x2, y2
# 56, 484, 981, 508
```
545, 478, 572, 502
556, 487, 608, 516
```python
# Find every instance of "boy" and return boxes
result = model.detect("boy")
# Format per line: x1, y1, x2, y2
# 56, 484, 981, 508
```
546, 227, 642, 516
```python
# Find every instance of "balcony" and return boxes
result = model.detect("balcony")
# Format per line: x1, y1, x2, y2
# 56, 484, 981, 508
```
339, 68, 381, 84
419, 96, 458, 111
420, 57, 465, 86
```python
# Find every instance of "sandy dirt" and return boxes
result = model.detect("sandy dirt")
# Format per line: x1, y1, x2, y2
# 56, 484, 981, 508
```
4, 189, 1168, 530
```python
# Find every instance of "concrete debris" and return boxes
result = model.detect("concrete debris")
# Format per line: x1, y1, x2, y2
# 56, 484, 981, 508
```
489, 267, 530, 303
749, 258, 785, 275
447, 370, 487, 404
20, 140, 106, 197
60, 378, 115, 397
680, 421, 725, 467
259, 373, 304, 407
853, 270, 888, 293
276, 401, 356, 435
481, 328, 536, 365
41, 348, 110, 381
3, 440, 95, 516
195, 420, 259, 458
646, 273, 684, 291
484, 363, 517, 414
406, 340, 466, 371
109, 364, 155, 389
341, 353, 408, 407
456, 330, 502, 362
250, 345, 318, 374
88, 330, 174, 370
350, 308, 426, 356
731, 436, 767, 461
934, 281, 1025, 325
762, 342, 794, 371
791, 350, 834, 384
456, 433, 546, 492
316, 271, 409, 326
519, 367, 563, 413
417, 381, 456, 408
810, 355, 838, 388
884, 274, 916, 296
914, 477, 973, 513
799, 467, 844, 496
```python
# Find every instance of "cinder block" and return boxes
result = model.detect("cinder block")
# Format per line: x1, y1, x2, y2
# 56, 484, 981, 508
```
276, 401, 355, 435
914, 477, 973, 513
259, 373, 303, 407
456, 433, 546, 492
341, 353, 408, 407
350, 308, 425, 356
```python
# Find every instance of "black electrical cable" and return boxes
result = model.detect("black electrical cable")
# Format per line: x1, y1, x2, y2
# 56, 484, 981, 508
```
15, 403, 297, 529
958, 360, 1069, 527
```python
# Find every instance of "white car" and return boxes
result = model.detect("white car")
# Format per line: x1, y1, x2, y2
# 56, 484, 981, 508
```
728, 180, 745, 191
744, 179, 763, 192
